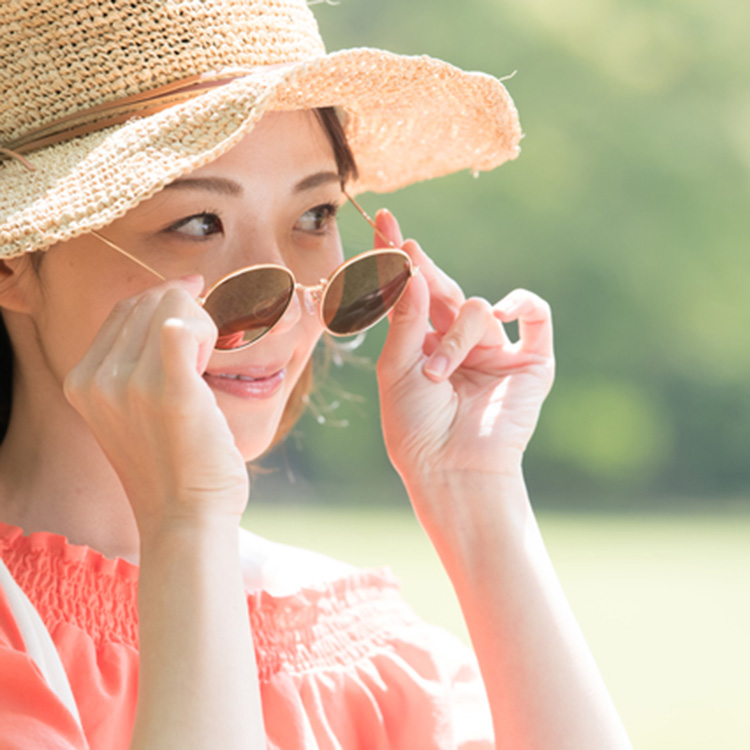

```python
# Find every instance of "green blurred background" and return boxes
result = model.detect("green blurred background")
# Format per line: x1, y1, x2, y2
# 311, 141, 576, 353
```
246, 0, 750, 747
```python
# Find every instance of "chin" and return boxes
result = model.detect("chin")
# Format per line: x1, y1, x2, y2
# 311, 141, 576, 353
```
216, 395, 289, 463
211, 350, 313, 463
237, 424, 281, 462
239, 444, 274, 464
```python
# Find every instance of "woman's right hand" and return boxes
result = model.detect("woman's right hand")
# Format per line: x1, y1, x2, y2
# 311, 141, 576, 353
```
63, 276, 249, 539
67, 277, 266, 749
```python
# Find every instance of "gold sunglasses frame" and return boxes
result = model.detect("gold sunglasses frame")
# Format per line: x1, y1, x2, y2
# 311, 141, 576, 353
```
90, 191, 415, 350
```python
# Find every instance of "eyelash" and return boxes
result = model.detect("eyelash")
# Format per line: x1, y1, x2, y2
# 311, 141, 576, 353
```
295, 202, 339, 234
166, 203, 340, 240
168, 211, 223, 239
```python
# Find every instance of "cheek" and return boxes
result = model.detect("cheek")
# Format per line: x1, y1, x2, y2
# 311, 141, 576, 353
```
33, 300, 108, 387
300, 313, 325, 352
36, 257, 143, 379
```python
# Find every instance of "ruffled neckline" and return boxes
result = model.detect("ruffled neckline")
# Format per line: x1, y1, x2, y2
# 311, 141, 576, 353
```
0, 520, 405, 677
0, 519, 397, 596
0, 520, 139, 581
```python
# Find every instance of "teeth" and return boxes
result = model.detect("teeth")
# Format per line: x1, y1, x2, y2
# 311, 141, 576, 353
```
216, 373, 259, 382
207, 369, 285, 383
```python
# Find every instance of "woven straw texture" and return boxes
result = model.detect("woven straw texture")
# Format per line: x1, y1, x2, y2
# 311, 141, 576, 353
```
0, 0, 521, 258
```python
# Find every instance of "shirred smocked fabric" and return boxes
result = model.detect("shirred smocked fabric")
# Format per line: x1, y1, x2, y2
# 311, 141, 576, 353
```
0, 522, 493, 749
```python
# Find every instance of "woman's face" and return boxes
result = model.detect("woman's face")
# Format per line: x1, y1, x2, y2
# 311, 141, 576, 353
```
15, 110, 345, 459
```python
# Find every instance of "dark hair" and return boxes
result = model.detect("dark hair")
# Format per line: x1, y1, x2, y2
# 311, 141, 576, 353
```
267, 107, 359, 450
0, 315, 11, 443
0, 107, 360, 447
314, 107, 359, 186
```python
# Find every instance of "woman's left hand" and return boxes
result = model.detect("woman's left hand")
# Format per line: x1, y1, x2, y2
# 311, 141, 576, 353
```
374, 213, 633, 750
375, 210, 555, 485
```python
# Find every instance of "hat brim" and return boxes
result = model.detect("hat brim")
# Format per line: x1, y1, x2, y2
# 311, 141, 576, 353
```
0, 48, 521, 257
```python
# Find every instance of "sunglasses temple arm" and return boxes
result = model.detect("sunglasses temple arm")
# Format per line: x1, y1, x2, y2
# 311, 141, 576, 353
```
90, 230, 168, 281
343, 189, 398, 249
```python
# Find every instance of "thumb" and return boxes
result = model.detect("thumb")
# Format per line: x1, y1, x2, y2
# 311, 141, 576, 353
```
378, 253, 430, 382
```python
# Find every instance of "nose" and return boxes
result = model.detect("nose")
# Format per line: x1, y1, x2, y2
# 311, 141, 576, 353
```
227, 226, 328, 340
298, 283, 324, 317
263, 280, 305, 337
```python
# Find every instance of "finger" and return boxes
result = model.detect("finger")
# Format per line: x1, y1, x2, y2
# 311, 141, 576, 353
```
70, 296, 141, 383
423, 297, 497, 381
98, 289, 176, 375
377, 269, 431, 382
373, 208, 404, 249
494, 289, 553, 357
421, 326, 508, 362
161, 316, 218, 400
422, 331, 442, 358
78, 282, 205, 402
151, 281, 217, 374
64, 277, 205, 405
400, 239, 465, 334
88, 277, 205, 372
139, 286, 214, 377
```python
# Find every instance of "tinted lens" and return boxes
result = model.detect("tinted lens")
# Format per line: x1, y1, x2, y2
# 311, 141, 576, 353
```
202, 267, 295, 350
322, 252, 411, 336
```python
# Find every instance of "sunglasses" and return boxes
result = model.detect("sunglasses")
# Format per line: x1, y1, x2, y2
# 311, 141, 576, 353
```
90, 192, 414, 351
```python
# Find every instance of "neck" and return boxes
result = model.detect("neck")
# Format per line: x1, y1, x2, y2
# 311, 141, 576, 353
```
0, 359, 140, 564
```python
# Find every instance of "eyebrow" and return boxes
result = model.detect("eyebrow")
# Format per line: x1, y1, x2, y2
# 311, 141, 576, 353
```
294, 171, 342, 193
163, 170, 342, 197
164, 176, 243, 196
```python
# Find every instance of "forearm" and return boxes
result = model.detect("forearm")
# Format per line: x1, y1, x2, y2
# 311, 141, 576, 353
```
131, 520, 264, 750
406, 470, 631, 750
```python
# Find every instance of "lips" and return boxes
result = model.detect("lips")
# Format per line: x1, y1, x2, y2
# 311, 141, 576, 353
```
211, 372, 276, 382
203, 366, 286, 399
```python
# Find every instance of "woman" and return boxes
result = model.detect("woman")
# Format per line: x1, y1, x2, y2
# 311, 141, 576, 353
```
0, 0, 631, 748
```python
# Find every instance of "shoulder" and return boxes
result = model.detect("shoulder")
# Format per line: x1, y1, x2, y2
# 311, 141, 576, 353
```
0, 568, 26, 653
238, 527, 357, 596
243, 555, 495, 749
0, 565, 87, 749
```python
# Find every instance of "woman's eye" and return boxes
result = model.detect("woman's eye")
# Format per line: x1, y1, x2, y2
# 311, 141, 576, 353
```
169, 212, 223, 238
295, 203, 338, 234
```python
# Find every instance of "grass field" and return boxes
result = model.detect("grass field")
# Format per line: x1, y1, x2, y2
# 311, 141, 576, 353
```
243, 502, 750, 750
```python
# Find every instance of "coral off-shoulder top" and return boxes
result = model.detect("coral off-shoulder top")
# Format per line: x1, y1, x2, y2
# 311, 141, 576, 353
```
0, 522, 493, 749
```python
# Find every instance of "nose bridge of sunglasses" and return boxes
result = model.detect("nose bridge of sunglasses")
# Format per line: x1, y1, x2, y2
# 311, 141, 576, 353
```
295, 281, 325, 316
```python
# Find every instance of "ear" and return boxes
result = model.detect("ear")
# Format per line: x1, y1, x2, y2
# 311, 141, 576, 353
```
0, 257, 37, 314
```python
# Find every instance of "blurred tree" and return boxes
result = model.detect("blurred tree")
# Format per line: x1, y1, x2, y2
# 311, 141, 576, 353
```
253, 0, 750, 508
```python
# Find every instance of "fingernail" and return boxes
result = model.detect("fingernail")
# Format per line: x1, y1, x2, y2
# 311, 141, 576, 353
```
495, 299, 516, 315
423, 354, 448, 379
374, 208, 390, 221
179, 274, 204, 285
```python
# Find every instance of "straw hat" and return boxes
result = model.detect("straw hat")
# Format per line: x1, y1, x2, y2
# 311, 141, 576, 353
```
0, 0, 522, 258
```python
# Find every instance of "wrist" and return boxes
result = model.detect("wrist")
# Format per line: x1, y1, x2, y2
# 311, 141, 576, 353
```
404, 466, 533, 572
403, 463, 528, 520
137, 512, 242, 561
